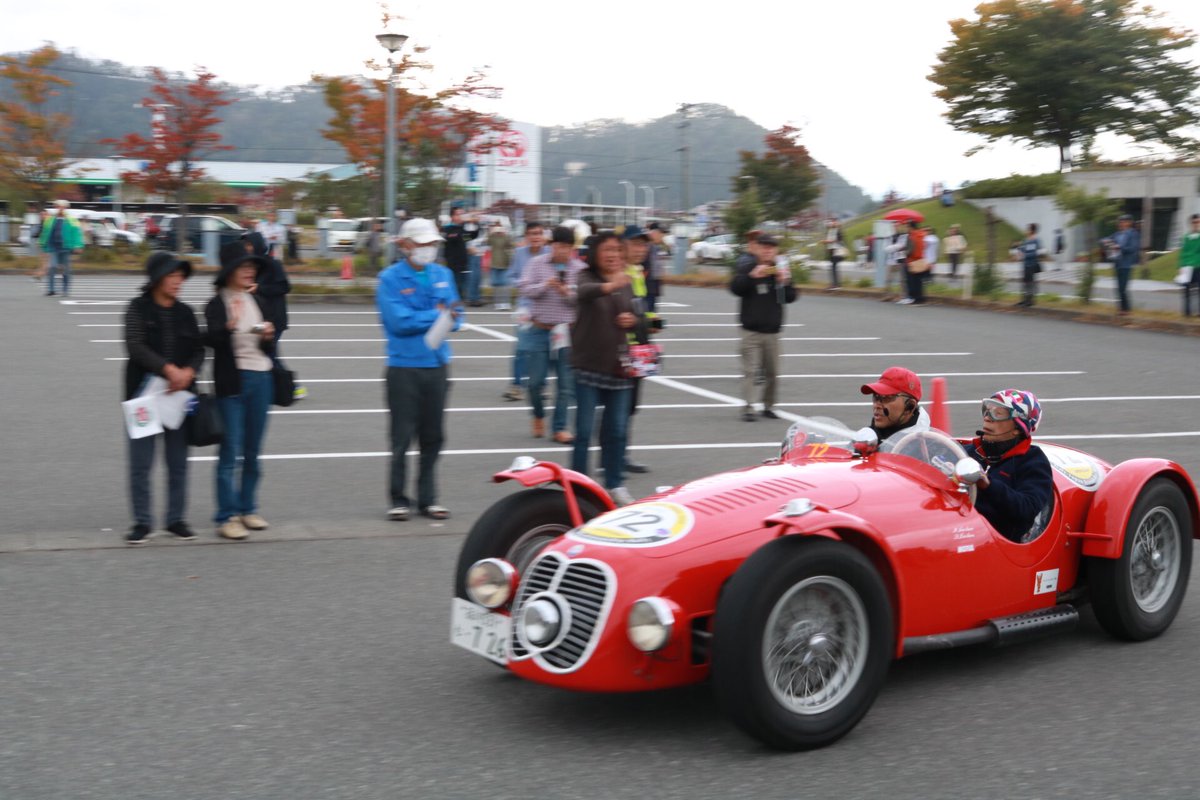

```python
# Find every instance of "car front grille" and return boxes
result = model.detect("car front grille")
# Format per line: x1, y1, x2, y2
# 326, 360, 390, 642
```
509, 552, 615, 673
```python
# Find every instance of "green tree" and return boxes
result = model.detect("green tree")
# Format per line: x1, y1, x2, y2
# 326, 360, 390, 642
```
0, 45, 73, 203
1055, 183, 1121, 303
735, 125, 819, 222
930, 0, 1200, 169
723, 182, 763, 242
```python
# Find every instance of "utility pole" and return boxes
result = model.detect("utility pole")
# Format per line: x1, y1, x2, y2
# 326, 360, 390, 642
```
677, 103, 692, 220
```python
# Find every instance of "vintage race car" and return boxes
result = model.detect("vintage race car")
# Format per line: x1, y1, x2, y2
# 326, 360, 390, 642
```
451, 417, 1197, 750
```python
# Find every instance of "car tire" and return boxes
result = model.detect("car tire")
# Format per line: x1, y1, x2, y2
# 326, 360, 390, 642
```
454, 488, 602, 600
712, 538, 893, 750
1088, 477, 1193, 641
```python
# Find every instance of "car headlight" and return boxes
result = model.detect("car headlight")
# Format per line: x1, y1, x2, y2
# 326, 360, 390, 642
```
627, 597, 675, 652
521, 596, 563, 647
465, 559, 516, 609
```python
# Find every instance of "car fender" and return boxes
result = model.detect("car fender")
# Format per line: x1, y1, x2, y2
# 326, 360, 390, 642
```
1076, 459, 1200, 559
764, 505, 905, 655
492, 461, 615, 527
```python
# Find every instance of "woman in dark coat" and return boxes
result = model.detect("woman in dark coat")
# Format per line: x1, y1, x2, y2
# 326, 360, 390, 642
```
124, 252, 204, 544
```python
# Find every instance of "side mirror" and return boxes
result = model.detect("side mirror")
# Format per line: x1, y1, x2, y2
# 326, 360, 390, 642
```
852, 427, 879, 457
954, 457, 984, 487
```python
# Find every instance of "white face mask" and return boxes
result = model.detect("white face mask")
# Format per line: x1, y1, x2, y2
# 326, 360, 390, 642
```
409, 245, 439, 266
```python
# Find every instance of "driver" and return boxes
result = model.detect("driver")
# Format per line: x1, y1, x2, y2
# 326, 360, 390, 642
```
968, 389, 1054, 543
860, 366, 929, 441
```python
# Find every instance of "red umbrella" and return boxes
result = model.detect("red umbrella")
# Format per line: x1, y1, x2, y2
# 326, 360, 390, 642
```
883, 208, 925, 223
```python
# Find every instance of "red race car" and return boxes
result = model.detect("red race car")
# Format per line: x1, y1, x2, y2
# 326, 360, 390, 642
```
451, 416, 1196, 750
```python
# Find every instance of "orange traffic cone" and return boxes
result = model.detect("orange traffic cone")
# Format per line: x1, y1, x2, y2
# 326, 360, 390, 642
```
340, 254, 354, 281
929, 376, 951, 434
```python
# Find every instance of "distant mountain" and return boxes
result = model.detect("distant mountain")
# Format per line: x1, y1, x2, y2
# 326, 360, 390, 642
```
3, 52, 871, 212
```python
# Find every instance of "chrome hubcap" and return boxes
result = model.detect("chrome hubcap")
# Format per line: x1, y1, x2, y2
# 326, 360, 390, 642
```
763, 576, 868, 714
1130, 506, 1181, 614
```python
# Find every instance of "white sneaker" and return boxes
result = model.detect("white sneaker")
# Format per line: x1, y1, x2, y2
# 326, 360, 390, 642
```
218, 519, 248, 540
241, 513, 269, 531
495, 303, 512, 311
896, 298, 915, 305
610, 487, 636, 506
387, 506, 410, 521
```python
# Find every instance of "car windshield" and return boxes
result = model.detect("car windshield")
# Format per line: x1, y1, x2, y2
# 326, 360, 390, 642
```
328, 220, 357, 231
780, 417, 858, 460
879, 429, 969, 479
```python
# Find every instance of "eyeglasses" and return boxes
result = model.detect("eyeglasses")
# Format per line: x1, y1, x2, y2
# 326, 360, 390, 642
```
981, 400, 1013, 421
872, 393, 901, 404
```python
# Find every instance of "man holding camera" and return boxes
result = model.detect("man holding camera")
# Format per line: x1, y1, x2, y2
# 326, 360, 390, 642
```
729, 235, 797, 421
518, 225, 584, 442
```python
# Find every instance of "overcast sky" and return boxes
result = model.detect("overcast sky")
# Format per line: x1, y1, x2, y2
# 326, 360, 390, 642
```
5, 0, 1200, 198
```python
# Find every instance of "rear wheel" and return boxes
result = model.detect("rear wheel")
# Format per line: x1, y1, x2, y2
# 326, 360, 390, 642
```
712, 538, 893, 750
454, 488, 601, 599
1089, 478, 1193, 641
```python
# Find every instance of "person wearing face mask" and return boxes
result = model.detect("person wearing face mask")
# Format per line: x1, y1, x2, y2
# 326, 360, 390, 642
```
859, 366, 929, 441
968, 389, 1053, 543
378, 218, 462, 522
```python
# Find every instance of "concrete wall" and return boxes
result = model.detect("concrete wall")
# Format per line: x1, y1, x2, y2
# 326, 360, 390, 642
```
1068, 166, 1200, 250
970, 196, 1074, 258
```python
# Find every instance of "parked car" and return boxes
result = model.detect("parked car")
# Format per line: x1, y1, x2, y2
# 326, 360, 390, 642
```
354, 217, 389, 252
453, 414, 1196, 750
79, 217, 143, 247
155, 214, 246, 253
689, 233, 737, 263
325, 218, 360, 251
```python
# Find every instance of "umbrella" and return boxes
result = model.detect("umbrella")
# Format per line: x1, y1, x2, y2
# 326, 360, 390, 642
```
883, 208, 925, 223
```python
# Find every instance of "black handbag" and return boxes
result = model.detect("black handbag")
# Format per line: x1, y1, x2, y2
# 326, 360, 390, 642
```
186, 393, 224, 447
271, 362, 297, 407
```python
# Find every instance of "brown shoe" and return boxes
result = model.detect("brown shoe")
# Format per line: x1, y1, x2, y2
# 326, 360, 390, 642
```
553, 430, 575, 444
532, 418, 546, 438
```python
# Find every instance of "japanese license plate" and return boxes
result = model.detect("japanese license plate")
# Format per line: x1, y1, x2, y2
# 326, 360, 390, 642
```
450, 598, 510, 665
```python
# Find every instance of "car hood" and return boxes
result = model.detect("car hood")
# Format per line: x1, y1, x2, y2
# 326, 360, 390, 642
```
564, 460, 866, 559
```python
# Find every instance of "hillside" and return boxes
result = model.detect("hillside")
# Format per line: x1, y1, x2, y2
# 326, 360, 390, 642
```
3, 50, 871, 212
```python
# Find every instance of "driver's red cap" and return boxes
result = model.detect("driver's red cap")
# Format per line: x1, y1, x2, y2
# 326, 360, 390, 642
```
860, 366, 922, 400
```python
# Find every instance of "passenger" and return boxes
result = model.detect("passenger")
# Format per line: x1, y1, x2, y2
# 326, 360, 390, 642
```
968, 389, 1054, 543
860, 366, 929, 441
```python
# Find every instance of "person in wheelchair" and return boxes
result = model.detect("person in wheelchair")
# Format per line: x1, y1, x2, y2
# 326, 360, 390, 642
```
860, 366, 930, 442
968, 389, 1054, 543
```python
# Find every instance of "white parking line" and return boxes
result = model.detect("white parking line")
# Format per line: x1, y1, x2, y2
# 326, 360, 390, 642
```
186, 441, 786, 463
117, 351, 974, 362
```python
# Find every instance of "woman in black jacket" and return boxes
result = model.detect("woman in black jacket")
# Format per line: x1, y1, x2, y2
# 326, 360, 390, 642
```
205, 242, 277, 541
124, 253, 204, 544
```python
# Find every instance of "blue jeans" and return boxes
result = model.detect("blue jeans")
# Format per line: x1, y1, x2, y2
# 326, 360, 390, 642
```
572, 381, 632, 489
467, 254, 483, 302
47, 250, 71, 295
524, 328, 574, 433
215, 369, 272, 523
1115, 267, 1133, 312
491, 267, 511, 306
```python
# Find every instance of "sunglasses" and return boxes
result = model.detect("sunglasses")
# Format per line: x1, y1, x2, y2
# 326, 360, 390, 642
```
981, 400, 1013, 421
872, 393, 901, 404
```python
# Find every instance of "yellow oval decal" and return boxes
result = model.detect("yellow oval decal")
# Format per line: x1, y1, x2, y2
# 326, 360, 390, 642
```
569, 502, 695, 548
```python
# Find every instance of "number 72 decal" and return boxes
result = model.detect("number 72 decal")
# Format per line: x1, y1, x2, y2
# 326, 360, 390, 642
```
570, 502, 696, 548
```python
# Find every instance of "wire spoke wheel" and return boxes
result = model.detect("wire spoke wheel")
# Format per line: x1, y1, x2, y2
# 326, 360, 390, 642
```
1129, 506, 1181, 614
506, 523, 572, 576
762, 576, 869, 715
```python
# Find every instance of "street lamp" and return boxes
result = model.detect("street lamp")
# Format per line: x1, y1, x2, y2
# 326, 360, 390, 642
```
618, 180, 634, 225
377, 31, 408, 264
640, 185, 654, 213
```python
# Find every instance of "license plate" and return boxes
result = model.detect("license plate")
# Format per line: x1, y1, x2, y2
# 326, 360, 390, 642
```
450, 598, 510, 665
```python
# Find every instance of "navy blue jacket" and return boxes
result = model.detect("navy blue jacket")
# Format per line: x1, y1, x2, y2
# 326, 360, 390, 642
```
970, 438, 1054, 543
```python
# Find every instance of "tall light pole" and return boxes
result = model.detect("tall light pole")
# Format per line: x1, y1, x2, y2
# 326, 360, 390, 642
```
618, 180, 634, 225
640, 185, 654, 214
376, 31, 408, 265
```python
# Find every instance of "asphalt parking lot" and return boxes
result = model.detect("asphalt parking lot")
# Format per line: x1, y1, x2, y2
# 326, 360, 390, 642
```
4, 274, 1200, 798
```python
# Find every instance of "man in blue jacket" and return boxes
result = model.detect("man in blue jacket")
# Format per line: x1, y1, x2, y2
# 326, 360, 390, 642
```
1105, 214, 1141, 315
378, 218, 462, 521
968, 389, 1054, 543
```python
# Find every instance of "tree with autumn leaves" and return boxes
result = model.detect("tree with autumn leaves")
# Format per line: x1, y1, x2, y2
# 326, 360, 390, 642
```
0, 45, 75, 204
103, 68, 233, 252
732, 125, 820, 224
313, 42, 506, 219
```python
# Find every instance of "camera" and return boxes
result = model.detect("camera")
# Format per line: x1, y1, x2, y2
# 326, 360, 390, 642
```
251, 323, 267, 333
649, 317, 665, 332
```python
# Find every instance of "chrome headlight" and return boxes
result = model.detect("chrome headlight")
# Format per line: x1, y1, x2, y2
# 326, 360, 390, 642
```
521, 596, 563, 648
627, 597, 675, 652
465, 559, 516, 609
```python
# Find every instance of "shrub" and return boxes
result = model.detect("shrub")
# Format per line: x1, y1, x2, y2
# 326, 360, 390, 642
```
960, 173, 1065, 199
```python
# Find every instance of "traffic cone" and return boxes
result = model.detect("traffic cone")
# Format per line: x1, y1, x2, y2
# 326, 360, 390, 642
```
929, 376, 951, 434
340, 254, 354, 281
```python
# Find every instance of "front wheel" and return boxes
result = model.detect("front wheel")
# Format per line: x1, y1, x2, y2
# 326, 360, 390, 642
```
454, 488, 601, 599
1089, 478, 1193, 641
712, 538, 893, 750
